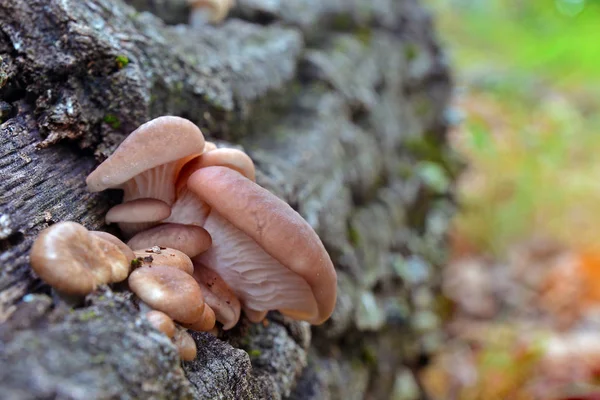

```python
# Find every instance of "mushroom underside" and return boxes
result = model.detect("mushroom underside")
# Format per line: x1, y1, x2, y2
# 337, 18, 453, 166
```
194, 211, 318, 319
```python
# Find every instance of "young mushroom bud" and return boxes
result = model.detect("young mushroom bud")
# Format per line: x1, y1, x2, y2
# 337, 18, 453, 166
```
188, 0, 235, 27
173, 328, 197, 361
127, 223, 212, 258
30, 222, 131, 296
146, 310, 176, 338
133, 247, 194, 275
180, 303, 216, 332
105, 198, 171, 226
128, 265, 205, 324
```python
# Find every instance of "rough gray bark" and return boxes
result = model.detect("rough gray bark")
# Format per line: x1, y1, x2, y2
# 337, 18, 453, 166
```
0, 0, 455, 399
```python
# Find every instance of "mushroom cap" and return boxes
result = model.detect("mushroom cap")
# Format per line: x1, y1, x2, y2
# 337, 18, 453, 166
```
133, 247, 194, 275
30, 222, 130, 295
180, 303, 216, 332
193, 263, 241, 330
128, 265, 205, 324
188, 166, 337, 325
173, 329, 197, 361
146, 310, 176, 338
90, 231, 135, 262
86, 116, 205, 193
105, 198, 171, 224
127, 223, 212, 258
188, 0, 235, 23
179, 149, 255, 183
204, 141, 217, 152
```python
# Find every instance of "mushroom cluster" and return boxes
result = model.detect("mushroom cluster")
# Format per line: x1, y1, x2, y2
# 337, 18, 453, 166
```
29, 116, 337, 361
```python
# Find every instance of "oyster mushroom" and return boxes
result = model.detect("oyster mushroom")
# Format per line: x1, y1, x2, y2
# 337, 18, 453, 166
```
30, 222, 131, 296
133, 247, 194, 275
127, 223, 212, 258
173, 328, 197, 361
86, 116, 205, 237
128, 265, 205, 324
193, 263, 242, 329
188, 166, 337, 325
105, 198, 171, 225
146, 310, 176, 338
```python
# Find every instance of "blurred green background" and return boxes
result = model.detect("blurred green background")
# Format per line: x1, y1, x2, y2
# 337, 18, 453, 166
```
429, 0, 600, 255
421, 1, 600, 399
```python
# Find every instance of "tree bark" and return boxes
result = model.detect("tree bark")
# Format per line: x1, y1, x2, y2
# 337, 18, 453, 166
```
0, 0, 454, 398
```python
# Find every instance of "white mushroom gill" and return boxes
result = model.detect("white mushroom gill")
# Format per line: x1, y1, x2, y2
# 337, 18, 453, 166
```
194, 211, 318, 317
163, 187, 211, 227
120, 162, 183, 205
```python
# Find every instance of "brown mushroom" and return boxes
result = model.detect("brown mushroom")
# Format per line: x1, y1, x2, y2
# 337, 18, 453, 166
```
127, 223, 212, 258
188, 0, 235, 27
188, 166, 337, 325
128, 265, 205, 324
173, 328, 197, 361
90, 230, 135, 262
133, 247, 194, 275
86, 116, 205, 237
180, 303, 216, 332
193, 263, 241, 329
30, 222, 130, 296
146, 310, 176, 338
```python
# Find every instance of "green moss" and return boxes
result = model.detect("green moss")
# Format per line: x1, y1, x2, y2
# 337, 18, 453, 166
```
115, 55, 129, 69
404, 43, 418, 62
360, 346, 378, 367
103, 114, 121, 129
78, 309, 100, 322
248, 349, 262, 358
355, 27, 372, 46
131, 258, 143, 270
347, 221, 361, 246
91, 354, 106, 364
331, 14, 355, 31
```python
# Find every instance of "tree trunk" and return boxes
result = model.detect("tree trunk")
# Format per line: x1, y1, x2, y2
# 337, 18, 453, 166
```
0, 0, 455, 398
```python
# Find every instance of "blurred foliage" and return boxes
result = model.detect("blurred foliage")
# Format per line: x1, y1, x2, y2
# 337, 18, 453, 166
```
428, 0, 600, 255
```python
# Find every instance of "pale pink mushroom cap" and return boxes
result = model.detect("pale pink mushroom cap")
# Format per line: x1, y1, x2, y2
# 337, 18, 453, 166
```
188, 166, 337, 325
86, 116, 205, 210
127, 223, 212, 258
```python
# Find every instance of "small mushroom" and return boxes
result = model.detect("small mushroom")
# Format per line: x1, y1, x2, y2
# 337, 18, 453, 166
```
193, 263, 241, 329
90, 231, 135, 262
30, 222, 131, 296
173, 328, 197, 361
105, 198, 171, 225
146, 310, 176, 338
127, 223, 212, 258
133, 247, 194, 275
188, 166, 337, 325
180, 303, 216, 332
128, 265, 205, 324
86, 116, 205, 237
188, 0, 235, 27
